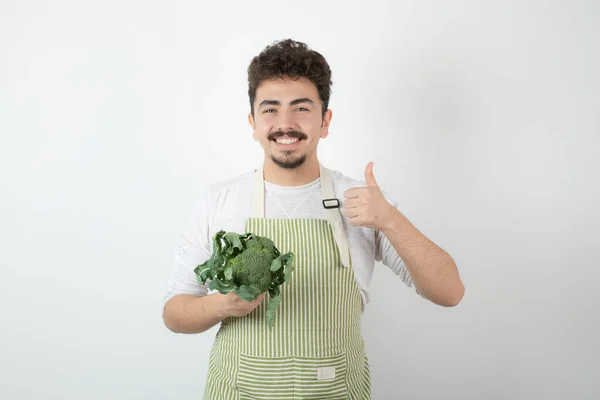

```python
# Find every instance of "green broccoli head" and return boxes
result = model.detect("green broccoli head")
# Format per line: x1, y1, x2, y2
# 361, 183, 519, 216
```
229, 238, 277, 292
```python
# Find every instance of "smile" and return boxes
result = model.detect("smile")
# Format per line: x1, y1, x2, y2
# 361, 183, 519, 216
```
276, 138, 299, 145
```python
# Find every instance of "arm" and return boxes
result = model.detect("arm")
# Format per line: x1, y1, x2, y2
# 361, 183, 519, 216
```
379, 210, 464, 307
163, 294, 224, 334
162, 193, 266, 333
161, 193, 219, 333
163, 292, 265, 334
343, 162, 464, 307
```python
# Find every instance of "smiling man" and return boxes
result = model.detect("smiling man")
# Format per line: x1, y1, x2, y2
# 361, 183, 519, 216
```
163, 39, 464, 399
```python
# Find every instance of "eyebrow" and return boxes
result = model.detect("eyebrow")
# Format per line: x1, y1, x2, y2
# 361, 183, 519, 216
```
259, 98, 314, 108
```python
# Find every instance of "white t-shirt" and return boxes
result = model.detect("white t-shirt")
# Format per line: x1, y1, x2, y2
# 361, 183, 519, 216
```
164, 166, 418, 310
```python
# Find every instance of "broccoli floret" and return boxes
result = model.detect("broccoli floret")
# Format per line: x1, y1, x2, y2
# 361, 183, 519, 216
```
229, 241, 275, 292
245, 235, 277, 255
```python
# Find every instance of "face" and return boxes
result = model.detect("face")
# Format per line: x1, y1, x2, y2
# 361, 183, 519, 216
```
248, 76, 332, 169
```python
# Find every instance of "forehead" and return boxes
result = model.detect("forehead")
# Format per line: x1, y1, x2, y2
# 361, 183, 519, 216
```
255, 76, 320, 103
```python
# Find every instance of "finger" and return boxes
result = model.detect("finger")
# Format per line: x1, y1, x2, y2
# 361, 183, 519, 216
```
344, 187, 364, 199
343, 199, 360, 209
348, 216, 362, 226
247, 293, 266, 309
365, 162, 378, 188
342, 207, 359, 219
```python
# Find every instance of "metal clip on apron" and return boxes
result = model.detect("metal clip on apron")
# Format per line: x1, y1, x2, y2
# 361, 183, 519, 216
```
204, 164, 371, 400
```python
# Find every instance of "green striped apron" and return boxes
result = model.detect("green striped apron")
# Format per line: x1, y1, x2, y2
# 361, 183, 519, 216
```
203, 164, 371, 399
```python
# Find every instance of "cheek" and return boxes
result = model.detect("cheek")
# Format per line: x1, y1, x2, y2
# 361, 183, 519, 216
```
297, 113, 318, 124
253, 121, 271, 138
256, 116, 276, 129
298, 117, 323, 135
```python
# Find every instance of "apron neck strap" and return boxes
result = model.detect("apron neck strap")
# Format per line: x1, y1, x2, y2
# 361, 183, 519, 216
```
251, 164, 351, 268
251, 165, 265, 219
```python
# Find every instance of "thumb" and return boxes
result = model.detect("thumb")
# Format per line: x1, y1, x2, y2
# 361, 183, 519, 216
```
365, 162, 378, 188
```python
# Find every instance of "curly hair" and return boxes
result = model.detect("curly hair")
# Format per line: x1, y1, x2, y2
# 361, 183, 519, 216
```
247, 39, 332, 117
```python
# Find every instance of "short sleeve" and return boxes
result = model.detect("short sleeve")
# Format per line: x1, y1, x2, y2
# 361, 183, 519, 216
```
163, 194, 212, 304
374, 194, 422, 296
375, 228, 414, 288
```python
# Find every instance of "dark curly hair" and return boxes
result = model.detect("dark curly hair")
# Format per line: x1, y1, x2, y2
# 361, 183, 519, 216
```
247, 39, 332, 117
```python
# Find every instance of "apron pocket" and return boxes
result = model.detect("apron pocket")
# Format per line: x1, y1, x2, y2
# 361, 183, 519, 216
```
238, 353, 294, 399
292, 353, 348, 399
237, 353, 348, 400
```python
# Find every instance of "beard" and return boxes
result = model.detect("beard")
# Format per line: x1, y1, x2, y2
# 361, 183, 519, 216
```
268, 130, 308, 169
270, 153, 307, 169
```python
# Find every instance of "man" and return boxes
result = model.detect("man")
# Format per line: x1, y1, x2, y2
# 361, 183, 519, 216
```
163, 39, 464, 399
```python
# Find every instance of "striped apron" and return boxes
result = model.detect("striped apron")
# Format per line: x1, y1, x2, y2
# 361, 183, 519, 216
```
203, 165, 371, 399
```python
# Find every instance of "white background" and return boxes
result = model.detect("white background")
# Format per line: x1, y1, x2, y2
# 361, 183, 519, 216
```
1, 1, 599, 399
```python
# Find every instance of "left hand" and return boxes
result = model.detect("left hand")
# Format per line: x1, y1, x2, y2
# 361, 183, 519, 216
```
343, 162, 396, 230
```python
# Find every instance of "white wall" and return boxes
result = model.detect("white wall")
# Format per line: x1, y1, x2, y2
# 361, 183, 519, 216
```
1, 1, 599, 399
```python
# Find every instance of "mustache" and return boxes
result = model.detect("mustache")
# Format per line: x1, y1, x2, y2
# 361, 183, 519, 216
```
268, 130, 308, 141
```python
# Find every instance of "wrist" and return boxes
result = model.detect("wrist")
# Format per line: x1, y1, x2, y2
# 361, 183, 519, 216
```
207, 292, 231, 320
382, 206, 408, 234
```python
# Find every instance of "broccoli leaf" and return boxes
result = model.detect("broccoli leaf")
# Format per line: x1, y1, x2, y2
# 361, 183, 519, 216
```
224, 232, 244, 253
270, 257, 282, 272
196, 264, 215, 283
266, 293, 282, 329
283, 253, 295, 283
212, 231, 226, 266
236, 285, 261, 301
209, 279, 235, 294
269, 286, 280, 298
273, 275, 285, 287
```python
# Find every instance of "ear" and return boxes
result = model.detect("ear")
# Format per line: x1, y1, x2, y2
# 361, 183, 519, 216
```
248, 113, 257, 141
320, 109, 333, 139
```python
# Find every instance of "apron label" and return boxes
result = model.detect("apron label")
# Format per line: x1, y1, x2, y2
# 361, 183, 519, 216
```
317, 366, 336, 380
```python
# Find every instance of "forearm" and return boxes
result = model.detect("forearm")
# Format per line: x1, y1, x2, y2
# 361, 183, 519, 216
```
382, 209, 464, 307
163, 294, 225, 334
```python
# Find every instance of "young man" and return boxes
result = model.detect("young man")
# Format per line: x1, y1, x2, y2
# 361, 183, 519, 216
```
163, 39, 464, 399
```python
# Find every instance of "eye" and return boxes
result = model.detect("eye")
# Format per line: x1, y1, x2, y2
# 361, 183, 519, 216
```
295, 107, 309, 112
263, 108, 276, 114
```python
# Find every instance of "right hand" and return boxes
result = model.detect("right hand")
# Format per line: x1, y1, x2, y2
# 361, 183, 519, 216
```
218, 292, 266, 318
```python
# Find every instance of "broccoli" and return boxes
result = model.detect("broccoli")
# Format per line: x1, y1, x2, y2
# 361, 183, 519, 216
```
194, 230, 294, 328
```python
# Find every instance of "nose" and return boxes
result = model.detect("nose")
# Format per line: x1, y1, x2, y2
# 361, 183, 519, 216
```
274, 110, 296, 132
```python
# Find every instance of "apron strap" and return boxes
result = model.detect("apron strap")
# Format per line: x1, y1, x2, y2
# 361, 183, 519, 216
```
252, 166, 265, 218
251, 164, 351, 268
319, 164, 351, 268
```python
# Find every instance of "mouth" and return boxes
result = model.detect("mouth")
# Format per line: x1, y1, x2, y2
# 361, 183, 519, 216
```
268, 131, 306, 150
275, 137, 300, 145
272, 136, 302, 150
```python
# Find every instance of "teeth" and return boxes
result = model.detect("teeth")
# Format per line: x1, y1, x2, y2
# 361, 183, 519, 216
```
277, 138, 299, 145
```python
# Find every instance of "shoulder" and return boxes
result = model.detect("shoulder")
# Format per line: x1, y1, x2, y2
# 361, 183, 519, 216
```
206, 169, 255, 201
191, 169, 255, 215
326, 166, 398, 207
326, 167, 366, 193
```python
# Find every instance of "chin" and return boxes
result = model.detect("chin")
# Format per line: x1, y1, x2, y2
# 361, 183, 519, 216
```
270, 154, 307, 169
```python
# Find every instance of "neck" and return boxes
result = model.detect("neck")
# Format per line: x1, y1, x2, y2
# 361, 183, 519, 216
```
262, 156, 320, 187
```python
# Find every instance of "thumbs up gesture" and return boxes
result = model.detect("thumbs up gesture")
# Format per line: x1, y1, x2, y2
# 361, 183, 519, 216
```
343, 162, 396, 230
